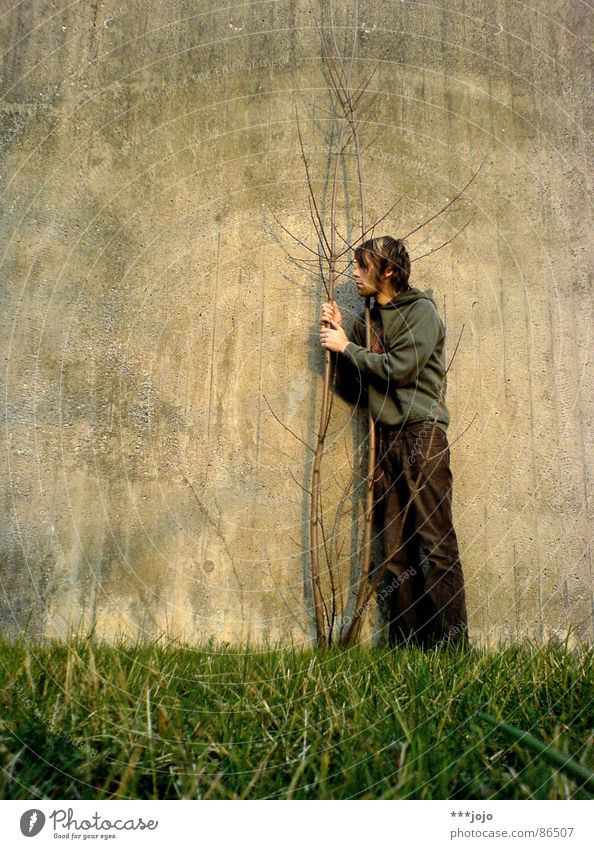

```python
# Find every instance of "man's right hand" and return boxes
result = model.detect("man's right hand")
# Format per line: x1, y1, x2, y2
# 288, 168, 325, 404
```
320, 300, 343, 327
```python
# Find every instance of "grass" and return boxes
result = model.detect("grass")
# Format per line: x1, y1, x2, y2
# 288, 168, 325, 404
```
0, 636, 592, 799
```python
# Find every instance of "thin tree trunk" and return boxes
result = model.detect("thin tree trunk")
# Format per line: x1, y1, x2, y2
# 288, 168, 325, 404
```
308, 38, 356, 647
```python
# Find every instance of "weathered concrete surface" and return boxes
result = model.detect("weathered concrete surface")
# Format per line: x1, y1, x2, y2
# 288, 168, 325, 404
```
1, 1, 592, 645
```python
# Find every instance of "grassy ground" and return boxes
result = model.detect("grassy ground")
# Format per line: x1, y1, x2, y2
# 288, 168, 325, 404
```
0, 637, 592, 800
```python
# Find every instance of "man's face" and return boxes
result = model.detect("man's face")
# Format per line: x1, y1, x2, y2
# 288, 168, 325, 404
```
353, 260, 377, 298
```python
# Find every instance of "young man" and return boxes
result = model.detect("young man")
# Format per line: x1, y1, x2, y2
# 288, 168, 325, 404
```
319, 235, 469, 648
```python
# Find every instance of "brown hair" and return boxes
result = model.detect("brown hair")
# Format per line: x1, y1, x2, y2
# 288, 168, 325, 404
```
353, 235, 411, 294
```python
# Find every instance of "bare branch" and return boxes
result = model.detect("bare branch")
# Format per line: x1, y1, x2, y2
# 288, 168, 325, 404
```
307, 194, 329, 262
288, 468, 313, 497
361, 125, 388, 155
411, 217, 474, 263
335, 194, 406, 259
295, 105, 332, 258
445, 324, 465, 376
319, 505, 338, 642
262, 394, 315, 454
401, 156, 486, 240
268, 210, 321, 257
447, 412, 479, 451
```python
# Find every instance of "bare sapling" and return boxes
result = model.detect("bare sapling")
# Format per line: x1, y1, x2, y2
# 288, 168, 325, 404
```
273, 0, 483, 647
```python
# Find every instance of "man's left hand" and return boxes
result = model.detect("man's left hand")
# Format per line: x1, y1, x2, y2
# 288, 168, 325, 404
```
320, 319, 349, 354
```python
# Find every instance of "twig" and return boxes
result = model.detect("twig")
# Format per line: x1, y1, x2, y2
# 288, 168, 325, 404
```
335, 194, 406, 259
401, 156, 486, 240
269, 210, 322, 258
411, 217, 474, 263
262, 394, 315, 454
295, 105, 332, 258
287, 468, 313, 497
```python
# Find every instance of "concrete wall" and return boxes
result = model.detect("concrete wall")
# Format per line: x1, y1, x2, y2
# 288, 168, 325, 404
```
1, 0, 592, 645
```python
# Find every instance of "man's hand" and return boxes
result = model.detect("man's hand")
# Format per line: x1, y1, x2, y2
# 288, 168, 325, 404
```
320, 300, 343, 327
320, 319, 349, 353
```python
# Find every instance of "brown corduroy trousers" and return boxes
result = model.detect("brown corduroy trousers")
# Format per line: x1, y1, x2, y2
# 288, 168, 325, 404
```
373, 420, 469, 649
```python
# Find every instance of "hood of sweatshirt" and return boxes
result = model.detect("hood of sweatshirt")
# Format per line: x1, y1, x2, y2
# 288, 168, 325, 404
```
375, 286, 435, 310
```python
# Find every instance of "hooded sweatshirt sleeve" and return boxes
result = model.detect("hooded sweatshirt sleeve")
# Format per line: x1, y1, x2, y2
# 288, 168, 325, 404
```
332, 313, 368, 404
341, 299, 443, 387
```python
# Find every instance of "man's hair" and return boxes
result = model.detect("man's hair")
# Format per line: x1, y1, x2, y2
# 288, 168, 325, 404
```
353, 235, 411, 294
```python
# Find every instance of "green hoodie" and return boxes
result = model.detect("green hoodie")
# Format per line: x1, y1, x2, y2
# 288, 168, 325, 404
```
336, 287, 450, 432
